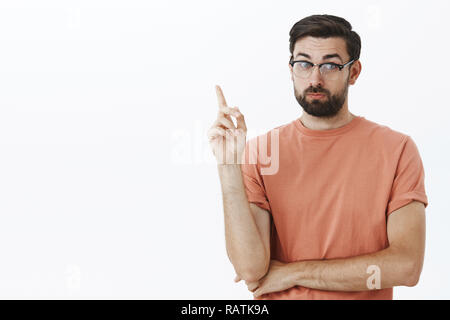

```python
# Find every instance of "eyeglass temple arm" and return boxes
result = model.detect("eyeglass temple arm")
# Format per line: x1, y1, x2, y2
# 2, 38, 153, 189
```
340, 59, 355, 69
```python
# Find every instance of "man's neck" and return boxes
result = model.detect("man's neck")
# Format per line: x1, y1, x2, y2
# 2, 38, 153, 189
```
299, 109, 355, 131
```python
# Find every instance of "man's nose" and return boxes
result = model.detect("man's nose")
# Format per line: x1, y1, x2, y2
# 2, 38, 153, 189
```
308, 65, 324, 87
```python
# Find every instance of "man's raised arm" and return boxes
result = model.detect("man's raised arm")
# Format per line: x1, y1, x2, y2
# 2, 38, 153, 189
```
207, 85, 271, 283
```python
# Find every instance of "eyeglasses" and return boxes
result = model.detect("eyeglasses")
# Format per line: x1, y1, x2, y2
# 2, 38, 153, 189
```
289, 59, 355, 80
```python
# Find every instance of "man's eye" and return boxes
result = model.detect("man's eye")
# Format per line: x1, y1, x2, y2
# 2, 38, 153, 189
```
298, 62, 312, 69
322, 63, 338, 71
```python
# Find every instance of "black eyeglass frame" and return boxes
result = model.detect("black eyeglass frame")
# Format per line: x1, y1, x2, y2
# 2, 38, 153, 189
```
289, 59, 356, 74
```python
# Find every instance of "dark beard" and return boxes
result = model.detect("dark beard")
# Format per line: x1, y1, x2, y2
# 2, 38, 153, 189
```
295, 81, 349, 119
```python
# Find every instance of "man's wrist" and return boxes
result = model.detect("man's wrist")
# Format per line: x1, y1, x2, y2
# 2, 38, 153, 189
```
217, 163, 241, 170
217, 163, 244, 186
287, 261, 306, 287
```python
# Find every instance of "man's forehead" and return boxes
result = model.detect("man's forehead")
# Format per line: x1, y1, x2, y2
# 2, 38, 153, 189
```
293, 37, 348, 61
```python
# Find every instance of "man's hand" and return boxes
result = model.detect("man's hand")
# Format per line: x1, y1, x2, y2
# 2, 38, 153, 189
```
234, 260, 298, 298
207, 85, 247, 164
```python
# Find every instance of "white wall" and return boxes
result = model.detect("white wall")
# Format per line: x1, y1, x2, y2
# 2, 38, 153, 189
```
0, 0, 448, 299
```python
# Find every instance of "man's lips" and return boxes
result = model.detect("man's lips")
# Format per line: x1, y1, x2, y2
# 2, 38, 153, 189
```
308, 93, 326, 98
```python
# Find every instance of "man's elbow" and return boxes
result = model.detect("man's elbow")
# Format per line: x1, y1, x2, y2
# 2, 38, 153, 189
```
239, 268, 267, 283
238, 261, 270, 283
403, 260, 423, 287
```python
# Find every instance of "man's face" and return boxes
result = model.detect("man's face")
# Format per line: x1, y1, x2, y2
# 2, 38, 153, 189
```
289, 36, 357, 118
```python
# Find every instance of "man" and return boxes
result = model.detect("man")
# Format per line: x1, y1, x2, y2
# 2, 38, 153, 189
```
207, 14, 428, 300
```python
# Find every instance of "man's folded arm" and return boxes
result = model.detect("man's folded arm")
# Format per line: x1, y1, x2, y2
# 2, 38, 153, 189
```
285, 200, 426, 291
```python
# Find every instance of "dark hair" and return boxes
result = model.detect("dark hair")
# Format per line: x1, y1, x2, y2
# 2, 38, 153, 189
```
289, 14, 361, 63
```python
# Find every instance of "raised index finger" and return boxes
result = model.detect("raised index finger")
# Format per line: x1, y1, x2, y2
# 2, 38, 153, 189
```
215, 85, 228, 108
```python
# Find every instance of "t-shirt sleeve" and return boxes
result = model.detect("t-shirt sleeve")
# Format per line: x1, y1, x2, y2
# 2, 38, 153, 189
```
386, 135, 429, 216
240, 138, 271, 213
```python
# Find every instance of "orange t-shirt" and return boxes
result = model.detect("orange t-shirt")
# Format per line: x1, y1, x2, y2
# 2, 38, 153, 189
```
240, 115, 428, 300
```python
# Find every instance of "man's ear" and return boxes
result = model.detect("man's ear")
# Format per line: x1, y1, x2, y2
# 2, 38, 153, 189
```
348, 60, 362, 85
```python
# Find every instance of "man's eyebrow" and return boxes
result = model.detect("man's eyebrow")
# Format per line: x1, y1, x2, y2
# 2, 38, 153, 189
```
295, 52, 343, 63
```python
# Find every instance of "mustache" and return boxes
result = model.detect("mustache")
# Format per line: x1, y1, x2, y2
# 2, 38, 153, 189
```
304, 87, 329, 95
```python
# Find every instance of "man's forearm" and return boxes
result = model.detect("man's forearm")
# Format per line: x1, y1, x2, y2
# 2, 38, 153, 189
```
287, 245, 420, 291
218, 164, 268, 281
